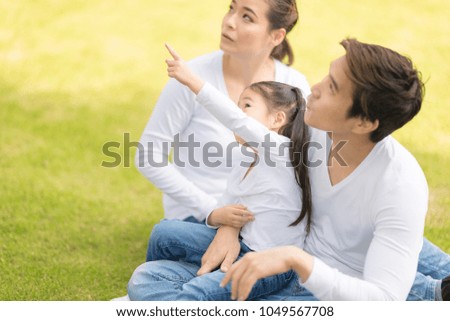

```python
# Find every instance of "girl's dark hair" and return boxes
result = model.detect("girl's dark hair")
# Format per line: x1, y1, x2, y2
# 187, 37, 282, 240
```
248, 81, 312, 233
266, 0, 299, 66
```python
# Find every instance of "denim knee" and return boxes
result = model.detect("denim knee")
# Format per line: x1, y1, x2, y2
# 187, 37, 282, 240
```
177, 272, 230, 301
147, 220, 182, 261
127, 262, 148, 301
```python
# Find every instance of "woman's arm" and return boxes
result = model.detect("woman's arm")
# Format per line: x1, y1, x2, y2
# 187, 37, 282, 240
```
136, 77, 218, 219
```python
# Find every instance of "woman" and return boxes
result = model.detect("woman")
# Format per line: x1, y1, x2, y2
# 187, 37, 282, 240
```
112, 0, 308, 302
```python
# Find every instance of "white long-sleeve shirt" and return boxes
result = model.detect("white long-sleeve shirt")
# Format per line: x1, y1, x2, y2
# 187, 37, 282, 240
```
136, 51, 310, 221
301, 129, 428, 300
197, 83, 307, 251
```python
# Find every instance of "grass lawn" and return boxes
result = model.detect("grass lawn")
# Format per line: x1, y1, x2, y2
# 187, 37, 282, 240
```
0, 0, 449, 300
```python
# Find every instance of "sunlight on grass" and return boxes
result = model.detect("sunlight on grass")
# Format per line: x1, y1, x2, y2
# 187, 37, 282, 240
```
0, 0, 449, 299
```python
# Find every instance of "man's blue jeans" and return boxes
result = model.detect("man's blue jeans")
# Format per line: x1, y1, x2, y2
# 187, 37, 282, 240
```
130, 220, 449, 300
128, 220, 296, 300
407, 238, 450, 300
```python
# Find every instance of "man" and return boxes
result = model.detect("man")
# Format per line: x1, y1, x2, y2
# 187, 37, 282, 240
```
217, 38, 449, 300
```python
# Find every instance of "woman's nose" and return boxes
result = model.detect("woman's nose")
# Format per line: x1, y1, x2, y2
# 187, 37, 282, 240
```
223, 13, 237, 29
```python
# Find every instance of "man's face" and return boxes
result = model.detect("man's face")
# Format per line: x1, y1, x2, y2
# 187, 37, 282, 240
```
304, 56, 359, 135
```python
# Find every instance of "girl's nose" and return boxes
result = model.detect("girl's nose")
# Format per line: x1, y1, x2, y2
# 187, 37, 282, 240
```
310, 84, 320, 98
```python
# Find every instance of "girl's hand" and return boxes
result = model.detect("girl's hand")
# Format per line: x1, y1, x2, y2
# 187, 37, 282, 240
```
165, 43, 204, 94
220, 246, 313, 301
208, 205, 255, 228
197, 225, 241, 276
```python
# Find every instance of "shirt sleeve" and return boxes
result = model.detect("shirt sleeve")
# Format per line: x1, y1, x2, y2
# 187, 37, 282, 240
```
302, 182, 428, 300
196, 82, 290, 161
135, 78, 217, 219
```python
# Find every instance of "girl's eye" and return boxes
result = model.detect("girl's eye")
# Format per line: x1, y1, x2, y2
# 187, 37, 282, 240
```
244, 103, 251, 108
329, 82, 334, 93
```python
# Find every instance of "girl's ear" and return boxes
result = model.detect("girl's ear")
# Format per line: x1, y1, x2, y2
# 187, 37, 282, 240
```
271, 110, 287, 131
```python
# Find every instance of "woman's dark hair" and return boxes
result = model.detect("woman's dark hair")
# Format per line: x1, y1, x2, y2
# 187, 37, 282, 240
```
266, 0, 299, 66
248, 81, 312, 233
341, 38, 425, 142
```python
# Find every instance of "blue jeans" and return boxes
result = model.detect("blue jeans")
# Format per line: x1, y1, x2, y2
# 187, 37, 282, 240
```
137, 221, 449, 301
144, 216, 203, 261
407, 238, 450, 300
128, 220, 295, 300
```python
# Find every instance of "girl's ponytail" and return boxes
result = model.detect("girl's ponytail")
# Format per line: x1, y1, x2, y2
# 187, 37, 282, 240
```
288, 88, 312, 233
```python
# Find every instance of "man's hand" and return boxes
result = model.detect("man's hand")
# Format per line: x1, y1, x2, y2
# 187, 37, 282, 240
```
208, 205, 254, 228
165, 43, 204, 94
197, 225, 241, 275
220, 246, 312, 301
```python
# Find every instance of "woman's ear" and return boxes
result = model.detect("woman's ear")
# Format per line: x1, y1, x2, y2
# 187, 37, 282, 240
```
271, 28, 286, 47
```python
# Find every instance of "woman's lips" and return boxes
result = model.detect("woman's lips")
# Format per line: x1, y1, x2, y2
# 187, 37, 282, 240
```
221, 33, 233, 41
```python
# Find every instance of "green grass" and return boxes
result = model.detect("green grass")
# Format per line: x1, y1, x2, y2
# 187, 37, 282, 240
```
0, 0, 449, 300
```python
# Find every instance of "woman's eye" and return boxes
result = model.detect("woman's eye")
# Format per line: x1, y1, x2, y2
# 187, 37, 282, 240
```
243, 14, 252, 22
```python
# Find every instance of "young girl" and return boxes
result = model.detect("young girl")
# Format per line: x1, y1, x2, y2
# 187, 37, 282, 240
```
126, 44, 312, 300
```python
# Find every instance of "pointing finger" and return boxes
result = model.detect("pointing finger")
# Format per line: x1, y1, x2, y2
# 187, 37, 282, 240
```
165, 43, 182, 61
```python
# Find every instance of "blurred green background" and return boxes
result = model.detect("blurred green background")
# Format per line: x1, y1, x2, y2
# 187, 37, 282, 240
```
0, 0, 448, 300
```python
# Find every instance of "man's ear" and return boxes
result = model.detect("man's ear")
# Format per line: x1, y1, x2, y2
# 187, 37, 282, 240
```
271, 28, 286, 47
352, 117, 379, 135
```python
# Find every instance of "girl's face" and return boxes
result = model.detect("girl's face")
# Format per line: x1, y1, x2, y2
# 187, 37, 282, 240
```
238, 88, 274, 129
220, 0, 279, 58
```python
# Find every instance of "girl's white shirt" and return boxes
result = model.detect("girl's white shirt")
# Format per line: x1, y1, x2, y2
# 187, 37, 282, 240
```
197, 82, 307, 251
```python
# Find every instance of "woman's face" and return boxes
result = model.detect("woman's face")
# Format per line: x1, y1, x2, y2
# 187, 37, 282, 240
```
220, 0, 278, 58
